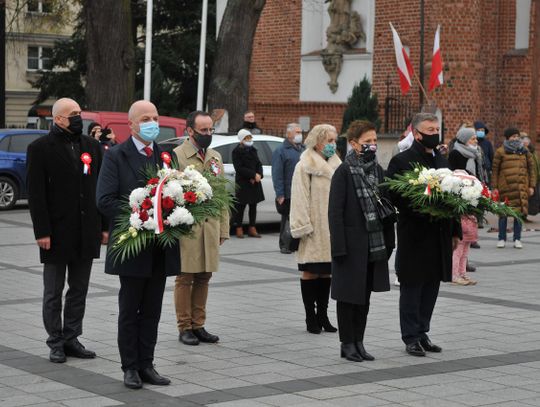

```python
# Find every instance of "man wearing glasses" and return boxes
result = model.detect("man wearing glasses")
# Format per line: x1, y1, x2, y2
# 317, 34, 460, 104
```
173, 110, 230, 346
27, 98, 106, 363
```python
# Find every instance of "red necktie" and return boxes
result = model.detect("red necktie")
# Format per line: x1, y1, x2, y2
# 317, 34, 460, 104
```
143, 146, 153, 157
198, 149, 205, 160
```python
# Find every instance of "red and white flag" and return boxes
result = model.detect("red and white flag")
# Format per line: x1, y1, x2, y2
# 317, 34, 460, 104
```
428, 24, 443, 91
389, 23, 415, 95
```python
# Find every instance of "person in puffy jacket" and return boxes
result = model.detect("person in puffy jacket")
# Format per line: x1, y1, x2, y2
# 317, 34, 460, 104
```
492, 127, 537, 249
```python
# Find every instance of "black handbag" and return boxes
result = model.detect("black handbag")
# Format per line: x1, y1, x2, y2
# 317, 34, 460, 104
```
373, 190, 397, 224
282, 219, 300, 252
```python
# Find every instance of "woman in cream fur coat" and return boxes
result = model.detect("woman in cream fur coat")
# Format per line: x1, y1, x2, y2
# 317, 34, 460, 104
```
290, 124, 342, 334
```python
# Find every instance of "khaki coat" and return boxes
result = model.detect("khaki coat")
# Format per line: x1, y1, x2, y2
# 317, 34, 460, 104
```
289, 148, 341, 264
492, 147, 536, 215
174, 140, 230, 273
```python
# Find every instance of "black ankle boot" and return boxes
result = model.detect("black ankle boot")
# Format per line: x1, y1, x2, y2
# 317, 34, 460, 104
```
316, 278, 337, 332
355, 342, 375, 361
300, 279, 321, 334
340, 343, 363, 362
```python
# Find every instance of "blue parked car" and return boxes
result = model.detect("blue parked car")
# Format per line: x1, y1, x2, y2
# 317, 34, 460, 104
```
0, 129, 48, 210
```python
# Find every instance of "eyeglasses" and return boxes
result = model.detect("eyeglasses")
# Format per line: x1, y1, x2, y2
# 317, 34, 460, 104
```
195, 127, 215, 135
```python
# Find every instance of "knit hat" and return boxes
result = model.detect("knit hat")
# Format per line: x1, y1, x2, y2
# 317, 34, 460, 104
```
503, 127, 520, 139
456, 127, 475, 144
87, 122, 101, 135
237, 128, 252, 142
473, 121, 489, 134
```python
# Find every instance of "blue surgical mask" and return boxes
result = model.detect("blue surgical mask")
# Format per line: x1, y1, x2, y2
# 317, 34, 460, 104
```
321, 143, 336, 158
139, 121, 159, 142
294, 134, 303, 144
476, 130, 485, 139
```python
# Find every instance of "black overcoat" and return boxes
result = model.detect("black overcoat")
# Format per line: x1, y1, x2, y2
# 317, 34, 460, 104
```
232, 144, 265, 204
329, 162, 394, 305
96, 137, 180, 278
386, 141, 461, 284
27, 126, 103, 264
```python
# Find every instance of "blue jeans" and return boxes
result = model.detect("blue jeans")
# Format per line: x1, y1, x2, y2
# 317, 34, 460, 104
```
498, 217, 522, 241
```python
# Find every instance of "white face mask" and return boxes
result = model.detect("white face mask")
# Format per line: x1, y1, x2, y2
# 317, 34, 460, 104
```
243, 141, 254, 147
294, 134, 303, 144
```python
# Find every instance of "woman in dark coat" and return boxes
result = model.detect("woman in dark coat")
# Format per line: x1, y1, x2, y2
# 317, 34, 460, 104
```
329, 120, 395, 362
232, 129, 265, 238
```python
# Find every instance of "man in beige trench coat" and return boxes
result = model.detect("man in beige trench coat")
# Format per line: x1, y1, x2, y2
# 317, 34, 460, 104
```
173, 110, 230, 345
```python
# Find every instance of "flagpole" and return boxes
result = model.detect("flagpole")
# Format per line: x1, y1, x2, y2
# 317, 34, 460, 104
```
412, 70, 430, 105
196, 0, 209, 111
143, 0, 153, 101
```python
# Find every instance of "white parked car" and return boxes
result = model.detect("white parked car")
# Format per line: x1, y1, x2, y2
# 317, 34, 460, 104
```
159, 134, 284, 223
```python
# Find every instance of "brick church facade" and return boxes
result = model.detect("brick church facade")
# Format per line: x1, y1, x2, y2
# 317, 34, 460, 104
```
248, 0, 540, 143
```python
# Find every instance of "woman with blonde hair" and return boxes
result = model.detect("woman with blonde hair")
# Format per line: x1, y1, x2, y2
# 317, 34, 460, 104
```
290, 124, 342, 334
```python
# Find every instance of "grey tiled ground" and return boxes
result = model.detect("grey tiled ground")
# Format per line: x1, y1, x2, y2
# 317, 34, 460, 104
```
1, 206, 540, 406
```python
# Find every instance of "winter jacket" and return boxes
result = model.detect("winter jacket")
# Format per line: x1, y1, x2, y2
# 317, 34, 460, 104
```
290, 148, 341, 264
491, 147, 536, 215
271, 139, 305, 199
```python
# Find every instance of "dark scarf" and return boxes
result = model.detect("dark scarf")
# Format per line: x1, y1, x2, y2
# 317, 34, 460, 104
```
503, 139, 527, 155
344, 150, 387, 262
243, 121, 259, 130
51, 123, 81, 143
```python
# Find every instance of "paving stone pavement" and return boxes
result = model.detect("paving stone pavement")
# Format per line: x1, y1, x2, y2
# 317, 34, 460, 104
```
1, 205, 540, 407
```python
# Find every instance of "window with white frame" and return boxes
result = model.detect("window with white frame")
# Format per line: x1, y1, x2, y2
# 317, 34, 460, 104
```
27, 0, 52, 13
28, 46, 53, 71
515, 0, 531, 49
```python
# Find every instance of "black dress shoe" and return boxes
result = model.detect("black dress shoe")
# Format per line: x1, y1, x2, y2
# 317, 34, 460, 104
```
355, 342, 375, 361
124, 369, 143, 389
193, 327, 219, 343
406, 342, 426, 356
49, 348, 66, 363
470, 242, 481, 249
340, 343, 363, 362
139, 367, 171, 385
64, 340, 96, 359
280, 248, 292, 254
179, 330, 200, 346
420, 338, 442, 352
466, 262, 477, 272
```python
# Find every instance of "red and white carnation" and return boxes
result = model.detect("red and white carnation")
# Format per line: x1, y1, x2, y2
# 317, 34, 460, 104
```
127, 165, 214, 232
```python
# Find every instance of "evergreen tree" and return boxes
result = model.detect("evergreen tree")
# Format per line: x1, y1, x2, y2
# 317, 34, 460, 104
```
32, 0, 215, 116
341, 77, 380, 133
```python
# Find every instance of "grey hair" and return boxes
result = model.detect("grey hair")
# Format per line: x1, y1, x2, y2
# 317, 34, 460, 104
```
412, 112, 439, 130
286, 122, 300, 134
304, 124, 337, 149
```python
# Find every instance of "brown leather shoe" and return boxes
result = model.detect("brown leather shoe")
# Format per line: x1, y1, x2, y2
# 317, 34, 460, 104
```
247, 226, 261, 238
235, 227, 244, 238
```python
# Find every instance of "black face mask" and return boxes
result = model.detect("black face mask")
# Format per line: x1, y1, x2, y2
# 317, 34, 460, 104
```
416, 130, 440, 149
243, 121, 257, 129
67, 115, 83, 135
192, 131, 212, 150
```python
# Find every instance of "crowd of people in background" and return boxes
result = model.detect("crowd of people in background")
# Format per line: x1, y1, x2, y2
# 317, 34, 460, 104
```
25, 97, 539, 388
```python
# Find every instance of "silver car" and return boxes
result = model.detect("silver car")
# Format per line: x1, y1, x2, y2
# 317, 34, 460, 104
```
159, 134, 284, 223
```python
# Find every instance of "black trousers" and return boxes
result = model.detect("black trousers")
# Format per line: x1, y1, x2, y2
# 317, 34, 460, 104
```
233, 202, 257, 227
118, 261, 167, 371
399, 280, 440, 345
336, 265, 373, 344
43, 259, 93, 349
277, 198, 291, 250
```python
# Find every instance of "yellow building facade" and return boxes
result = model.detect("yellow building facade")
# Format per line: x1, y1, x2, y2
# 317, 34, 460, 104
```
5, 0, 78, 128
